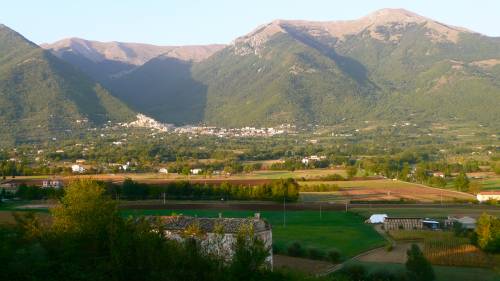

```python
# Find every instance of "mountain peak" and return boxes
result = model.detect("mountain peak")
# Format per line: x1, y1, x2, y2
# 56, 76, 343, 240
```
233, 8, 472, 55
365, 8, 425, 21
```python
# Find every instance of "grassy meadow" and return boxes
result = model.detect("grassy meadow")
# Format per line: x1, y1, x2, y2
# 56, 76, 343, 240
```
341, 261, 500, 281
121, 209, 386, 258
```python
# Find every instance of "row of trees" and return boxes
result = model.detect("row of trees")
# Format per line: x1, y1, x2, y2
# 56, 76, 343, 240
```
120, 178, 300, 202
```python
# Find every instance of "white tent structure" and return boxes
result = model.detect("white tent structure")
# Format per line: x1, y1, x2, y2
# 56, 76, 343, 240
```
367, 214, 388, 224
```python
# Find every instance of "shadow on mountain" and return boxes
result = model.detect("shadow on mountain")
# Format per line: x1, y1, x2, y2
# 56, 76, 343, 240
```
281, 24, 377, 90
58, 52, 136, 84
108, 56, 207, 124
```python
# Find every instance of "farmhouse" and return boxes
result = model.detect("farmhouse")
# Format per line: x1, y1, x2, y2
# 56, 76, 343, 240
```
190, 168, 202, 175
157, 214, 273, 267
0, 180, 18, 193
383, 217, 423, 230
476, 191, 500, 202
301, 155, 325, 165
432, 172, 445, 178
42, 179, 63, 189
71, 164, 86, 173
445, 216, 477, 230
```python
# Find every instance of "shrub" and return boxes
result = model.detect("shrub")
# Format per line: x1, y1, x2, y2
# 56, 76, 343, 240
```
327, 249, 342, 263
287, 242, 305, 257
339, 264, 366, 280
272, 244, 281, 254
306, 248, 325, 260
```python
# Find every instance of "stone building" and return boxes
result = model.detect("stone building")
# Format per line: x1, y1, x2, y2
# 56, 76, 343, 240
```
155, 214, 273, 267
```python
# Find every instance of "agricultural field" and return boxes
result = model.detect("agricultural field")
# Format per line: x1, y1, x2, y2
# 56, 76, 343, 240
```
121, 209, 386, 258
299, 179, 475, 203
7, 169, 347, 186
387, 230, 500, 268
481, 177, 500, 191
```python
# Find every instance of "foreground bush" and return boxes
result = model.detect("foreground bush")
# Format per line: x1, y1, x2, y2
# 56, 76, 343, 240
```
0, 179, 299, 281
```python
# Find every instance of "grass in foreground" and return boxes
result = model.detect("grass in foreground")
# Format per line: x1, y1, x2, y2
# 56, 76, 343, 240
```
341, 261, 500, 281
121, 209, 385, 258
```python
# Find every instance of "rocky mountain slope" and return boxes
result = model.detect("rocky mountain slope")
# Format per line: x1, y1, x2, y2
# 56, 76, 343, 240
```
41, 38, 225, 82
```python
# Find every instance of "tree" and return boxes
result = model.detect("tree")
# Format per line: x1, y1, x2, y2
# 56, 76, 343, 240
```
51, 179, 119, 237
468, 181, 482, 195
405, 244, 435, 281
346, 166, 358, 179
181, 166, 191, 177
230, 224, 269, 280
475, 213, 500, 252
454, 172, 469, 192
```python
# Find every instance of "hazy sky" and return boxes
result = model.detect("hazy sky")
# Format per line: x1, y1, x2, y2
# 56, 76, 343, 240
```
2, 0, 500, 45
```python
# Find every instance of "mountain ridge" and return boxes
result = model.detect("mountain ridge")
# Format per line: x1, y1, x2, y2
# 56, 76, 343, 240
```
8, 8, 500, 130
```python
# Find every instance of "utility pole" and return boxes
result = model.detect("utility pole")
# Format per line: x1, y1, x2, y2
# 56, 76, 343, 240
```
345, 200, 348, 212
163, 192, 166, 205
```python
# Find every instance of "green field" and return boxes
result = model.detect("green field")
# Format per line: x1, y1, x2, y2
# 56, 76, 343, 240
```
228, 169, 348, 179
351, 207, 500, 218
481, 178, 500, 191
341, 261, 500, 281
121, 209, 385, 258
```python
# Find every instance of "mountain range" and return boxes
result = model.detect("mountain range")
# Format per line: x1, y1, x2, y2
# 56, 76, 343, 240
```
1, 8, 500, 142
0, 24, 135, 144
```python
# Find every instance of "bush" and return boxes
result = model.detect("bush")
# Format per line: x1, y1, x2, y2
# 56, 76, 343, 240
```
306, 248, 325, 260
339, 264, 366, 280
386, 243, 394, 252
327, 249, 342, 263
272, 244, 281, 254
287, 242, 305, 257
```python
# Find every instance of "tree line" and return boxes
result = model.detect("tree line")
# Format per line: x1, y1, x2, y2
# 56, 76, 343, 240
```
118, 178, 300, 202
11, 178, 301, 202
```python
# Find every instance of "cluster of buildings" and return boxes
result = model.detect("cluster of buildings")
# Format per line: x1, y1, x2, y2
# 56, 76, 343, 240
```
301, 155, 326, 165
121, 114, 173, 132
173, 125, 293, 138
367, 214, 478, 231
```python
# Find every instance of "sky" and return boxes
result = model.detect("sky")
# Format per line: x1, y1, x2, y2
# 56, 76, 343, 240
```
2, 0, 500, 46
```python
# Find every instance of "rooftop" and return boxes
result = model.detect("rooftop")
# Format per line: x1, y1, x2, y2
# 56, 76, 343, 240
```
478, 191, 500, 195
157, 215, 271, 233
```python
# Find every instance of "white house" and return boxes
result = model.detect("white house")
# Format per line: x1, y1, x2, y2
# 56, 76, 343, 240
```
158, 168, 168, 174
367, 214, 388, 224
71, 164, 86, 173
476, 191, 500, 203
301, 155, 324, 165
42, 180, 63, 189
432, 172, 445, 178
190, 168, 202, 175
